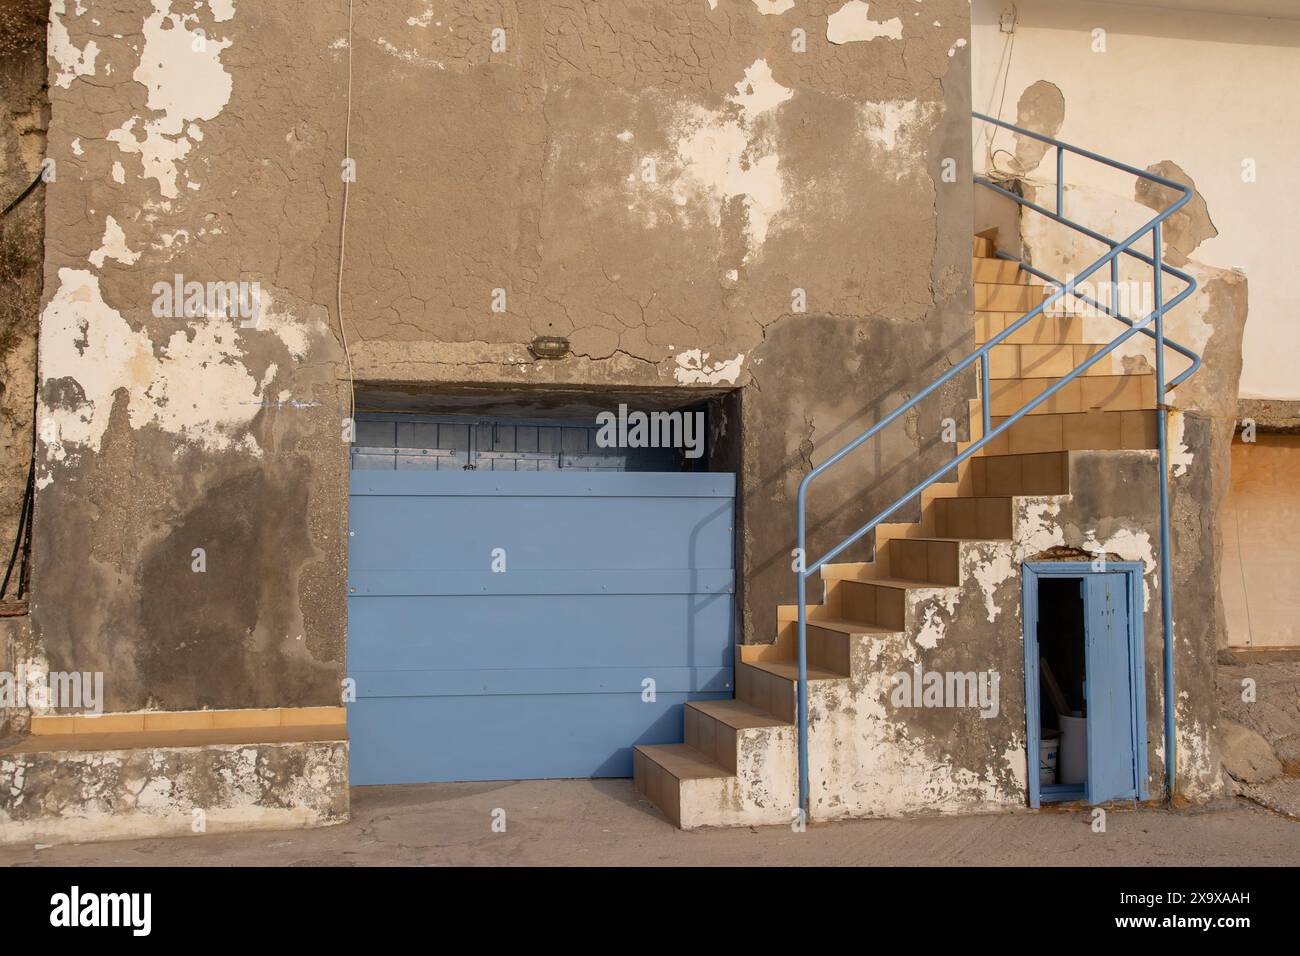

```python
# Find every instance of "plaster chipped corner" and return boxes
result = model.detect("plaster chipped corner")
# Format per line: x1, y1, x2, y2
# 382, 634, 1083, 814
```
968, 545, 1015, 623
827, 2, 904, 45
752, 0, 796, 15
49, 0, 100, 90
106, 1, 235, 199
673, 350, 745, 385
1015, 497, 1066, 556
1169, 410, 1193, 478
88, 217, 141, 269
39, 268, 268, 464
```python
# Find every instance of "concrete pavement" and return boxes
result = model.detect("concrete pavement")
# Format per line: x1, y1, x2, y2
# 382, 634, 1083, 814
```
3, 779, 1299, 866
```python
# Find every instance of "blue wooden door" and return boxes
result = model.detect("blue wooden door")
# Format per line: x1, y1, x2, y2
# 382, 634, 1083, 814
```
347, 470, 735, 785
1083, 573, 1137, 802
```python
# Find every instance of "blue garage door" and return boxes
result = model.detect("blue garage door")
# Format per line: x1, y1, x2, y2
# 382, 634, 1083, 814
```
346, 426, 735, 785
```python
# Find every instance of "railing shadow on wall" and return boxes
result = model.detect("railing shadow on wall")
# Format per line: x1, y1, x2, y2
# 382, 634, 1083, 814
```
747, 324, 986, 588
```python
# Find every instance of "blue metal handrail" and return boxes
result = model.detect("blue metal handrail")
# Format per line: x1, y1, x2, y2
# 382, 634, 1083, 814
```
790, 112, 1201, 818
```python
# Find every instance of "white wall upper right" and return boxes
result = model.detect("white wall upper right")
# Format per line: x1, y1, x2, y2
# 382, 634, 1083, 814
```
972, 0, 1300, 400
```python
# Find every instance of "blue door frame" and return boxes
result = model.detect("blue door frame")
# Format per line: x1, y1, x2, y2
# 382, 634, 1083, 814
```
1022, 561, 1148, 808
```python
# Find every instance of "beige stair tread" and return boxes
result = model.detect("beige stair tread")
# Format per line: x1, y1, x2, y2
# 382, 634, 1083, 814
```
805, 617, 899, 635
635, 743, 732, 780
745, 659, 846, 682
686, 698, 789, 729
848, 576, 954, 591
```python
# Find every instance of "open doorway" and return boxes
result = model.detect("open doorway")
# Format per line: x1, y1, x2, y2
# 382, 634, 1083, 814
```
1022, 562, 1148, 807
1037, 577, 1088, 800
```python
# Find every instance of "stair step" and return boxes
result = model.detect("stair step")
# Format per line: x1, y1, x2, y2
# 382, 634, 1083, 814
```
886, 537, 960, 585
975, 312, 1097, 345
872, 520, 926, 549
835, 577, 942, 630
924, 495, 1014, 539
767, 607, 901, 673
805, 616, 897, 635
975, 282, 1051, 313
687, 698, 789, 729
972, 258, 1024, 283
634, 730, 798, 831
685, 699, 787, 774
737, 658, 845, 723
744, 659, 846, 682
988, 343, 1129, 379
971, 451, 1071, 496
988, 374, 1155, 416
635, 743, 730, 780
973, 235, 996, 258
982, 409, 1158, 454
633, 743, 730, 828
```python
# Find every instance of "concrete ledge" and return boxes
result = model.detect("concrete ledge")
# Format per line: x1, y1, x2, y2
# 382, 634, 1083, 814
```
0, 736, 348, 846
1238, 398, 1300, 434
28, 705, 346, 736
2, 721, 347, 754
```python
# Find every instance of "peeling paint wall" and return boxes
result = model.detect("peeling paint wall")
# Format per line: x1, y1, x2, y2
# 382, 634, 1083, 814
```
35, 0, 346, 712
972, 0, 1297, 401
971, 1, 1251, 799
34, 0, 972, 713
801, 449, 1223, 820
1004, 164, 1241, 803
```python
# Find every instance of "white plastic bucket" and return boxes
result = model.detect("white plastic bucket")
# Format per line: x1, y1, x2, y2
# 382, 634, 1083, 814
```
1039, 733, 1059, 786
1059, 713, 1088, 785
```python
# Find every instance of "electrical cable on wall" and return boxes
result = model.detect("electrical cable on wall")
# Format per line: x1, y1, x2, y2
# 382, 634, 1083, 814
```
336, 0, 358, 428
1, 169, 44, 217
980, 4, 1027, 186
0, 461, 33, 604
1, 163, 46, 605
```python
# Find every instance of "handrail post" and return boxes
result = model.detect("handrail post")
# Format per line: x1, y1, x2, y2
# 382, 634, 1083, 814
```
1111, 257, 1119, 318
1152, 221, 1177, 802
796, 487, 810, 820
980, 353, 991, 438
1056, 145, 1064, 216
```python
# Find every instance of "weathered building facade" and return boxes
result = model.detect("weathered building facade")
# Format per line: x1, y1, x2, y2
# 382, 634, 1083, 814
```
0, 0, 1249, 842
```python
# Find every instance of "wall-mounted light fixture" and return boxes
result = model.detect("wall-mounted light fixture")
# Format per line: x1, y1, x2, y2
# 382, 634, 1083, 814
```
529, 336, 571, 360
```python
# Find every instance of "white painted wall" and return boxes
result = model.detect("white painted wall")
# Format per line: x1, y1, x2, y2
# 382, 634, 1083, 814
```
972, 0, 1300, 400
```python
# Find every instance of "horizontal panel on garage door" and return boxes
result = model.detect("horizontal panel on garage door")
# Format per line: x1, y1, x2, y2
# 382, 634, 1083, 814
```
347, 468, 735, 786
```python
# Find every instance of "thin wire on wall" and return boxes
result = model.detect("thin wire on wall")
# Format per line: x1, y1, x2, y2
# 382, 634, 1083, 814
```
336, 0, 358, 427
980, 5, 1026, 186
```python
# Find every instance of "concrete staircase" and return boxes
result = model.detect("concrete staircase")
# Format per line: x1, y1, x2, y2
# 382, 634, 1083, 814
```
632, 230, 1158, 828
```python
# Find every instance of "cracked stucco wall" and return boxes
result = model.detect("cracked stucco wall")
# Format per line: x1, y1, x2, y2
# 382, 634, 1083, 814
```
806, 448, 1225, 819
972, 0, 1295, 401
35, 0, 347, 712
34, 0, 973, 714
971, 2, 1250, 798
1004, 133, 1244, 803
